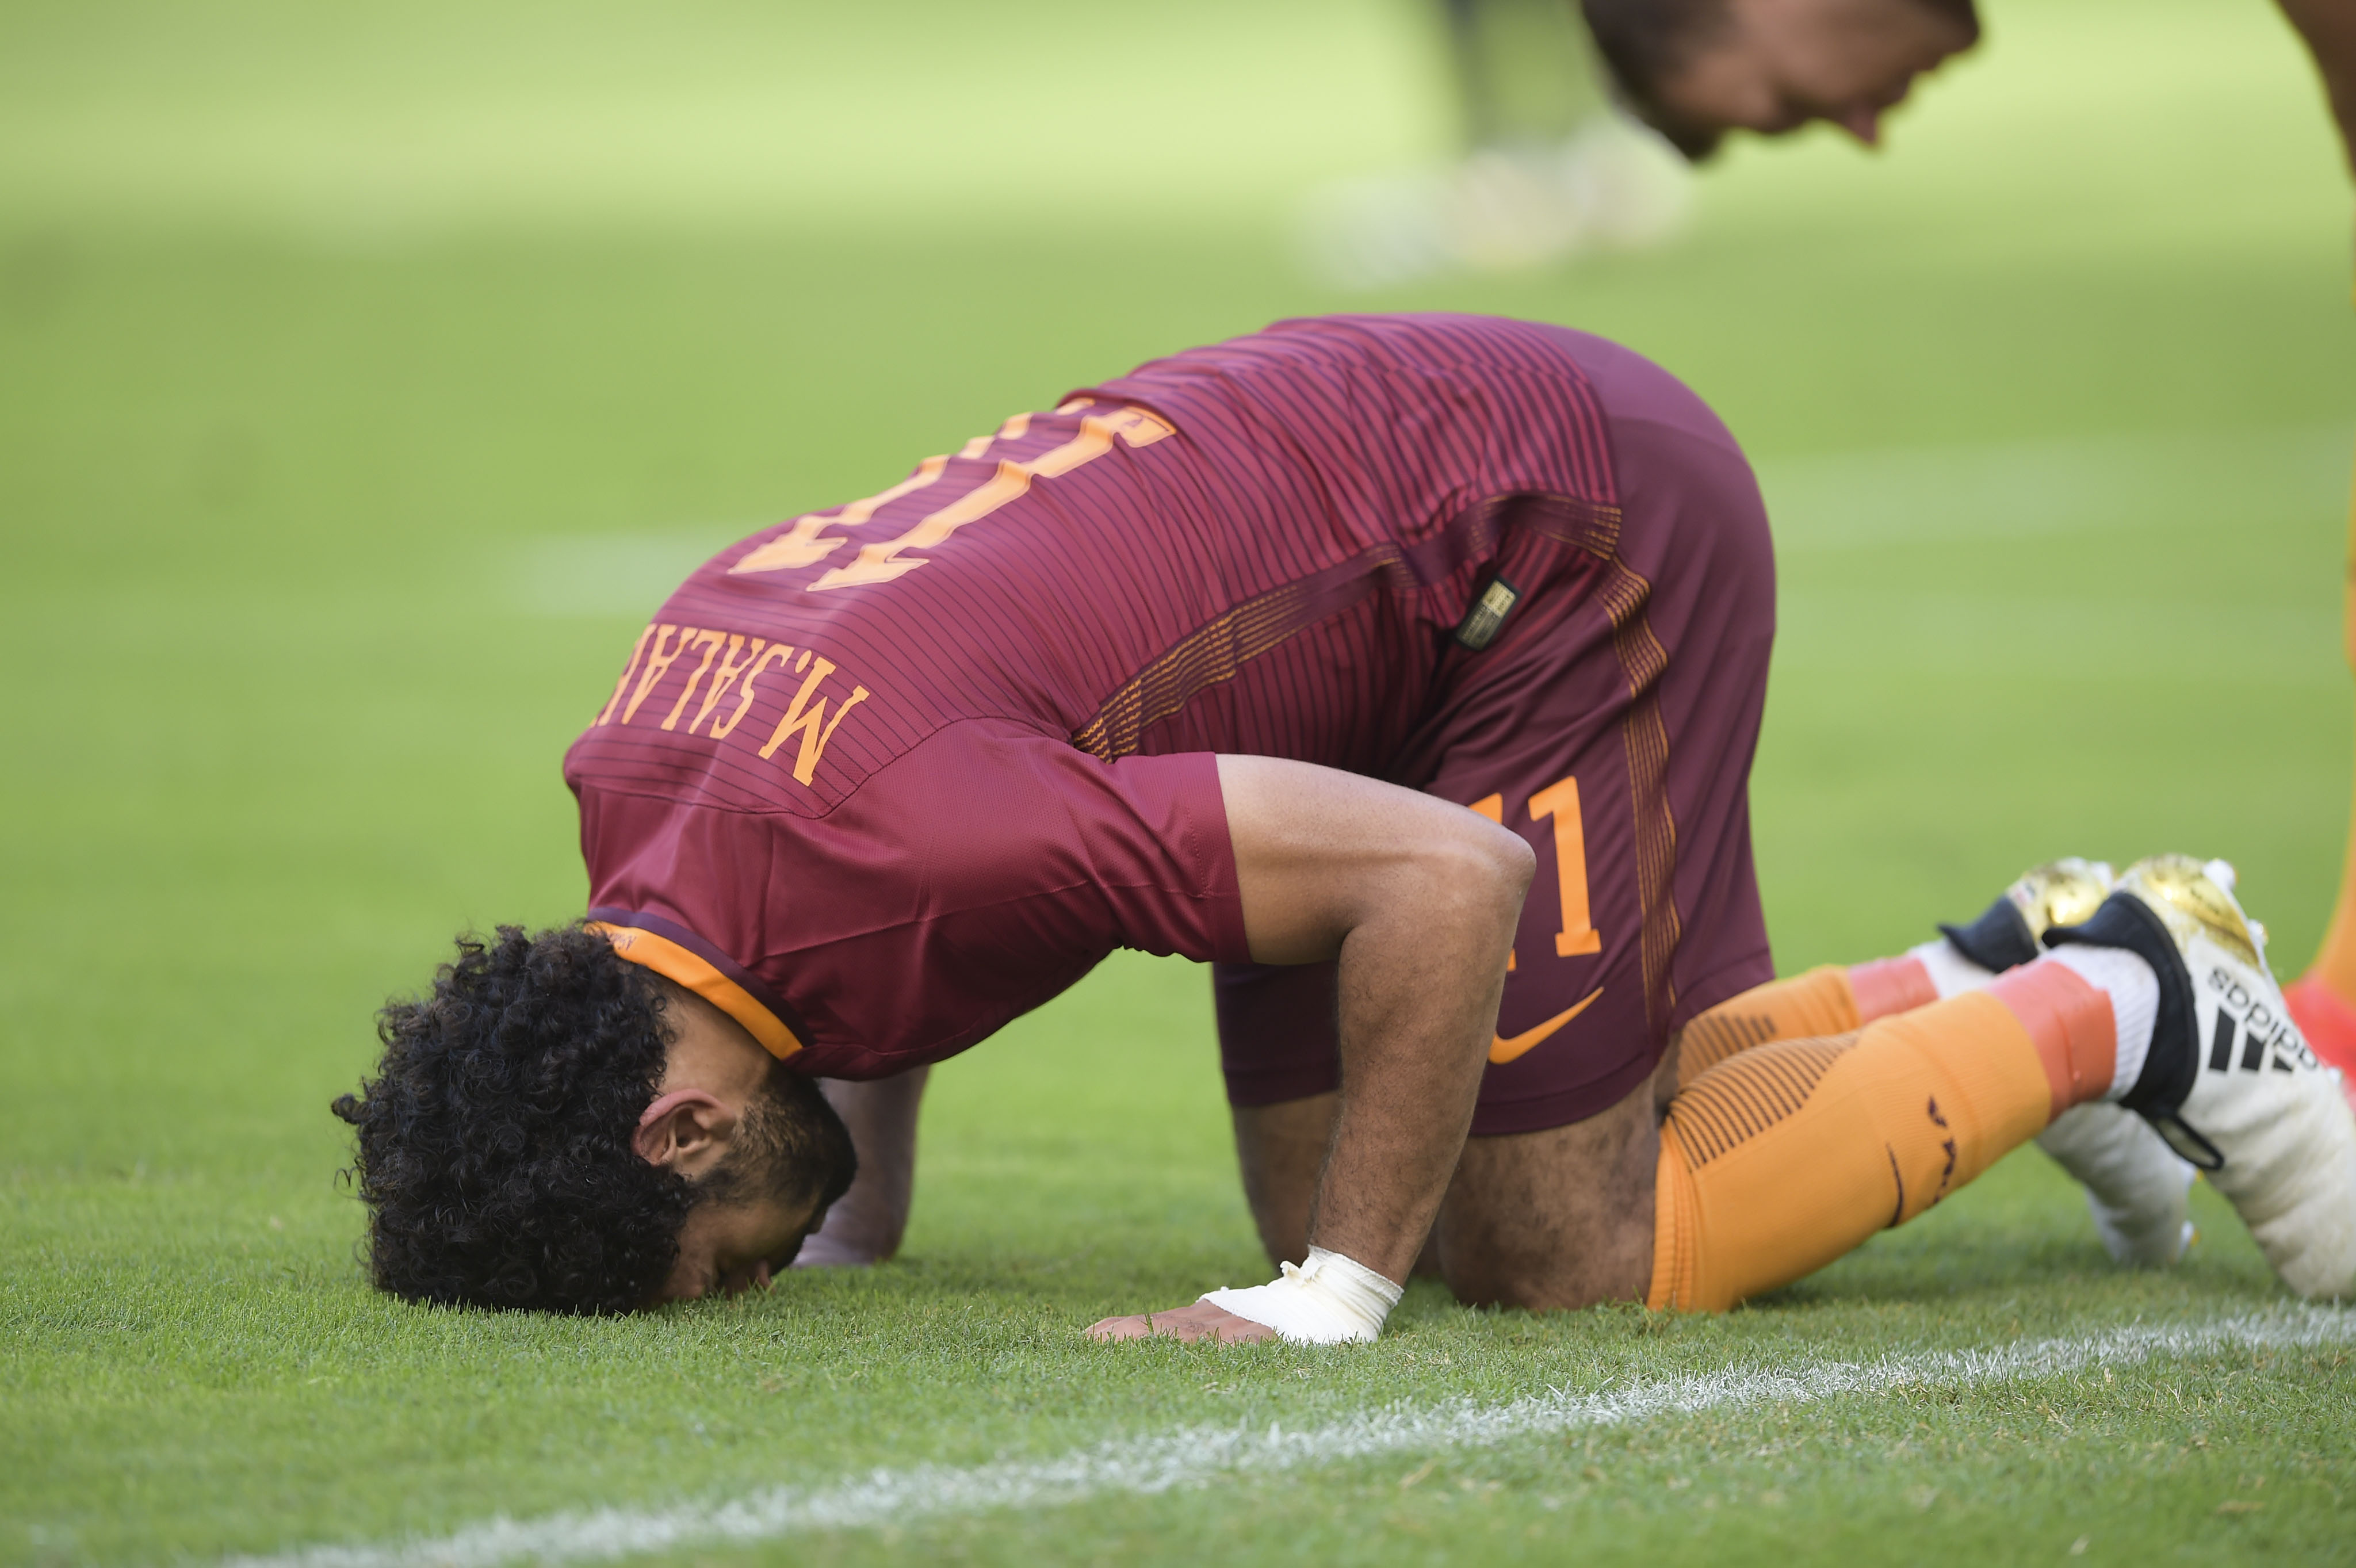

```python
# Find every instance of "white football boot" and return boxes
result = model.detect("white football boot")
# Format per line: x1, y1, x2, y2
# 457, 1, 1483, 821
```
1936, 860, 2198, 1266
2048, 855, 2356, 1298
2036, 1099, 2198, 1267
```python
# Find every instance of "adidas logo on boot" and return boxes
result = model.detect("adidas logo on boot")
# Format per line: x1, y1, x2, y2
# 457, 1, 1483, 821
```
2047, 855, 2356, 1299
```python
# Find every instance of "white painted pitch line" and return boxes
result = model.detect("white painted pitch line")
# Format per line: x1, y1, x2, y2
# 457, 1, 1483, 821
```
226, 1309, 2354, 1568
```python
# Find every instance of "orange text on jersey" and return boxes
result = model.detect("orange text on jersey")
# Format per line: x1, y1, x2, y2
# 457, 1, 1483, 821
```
593, 624, 871, 787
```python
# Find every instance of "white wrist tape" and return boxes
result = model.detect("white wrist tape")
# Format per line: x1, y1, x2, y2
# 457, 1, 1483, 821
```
1200, 1246, 1403, 1345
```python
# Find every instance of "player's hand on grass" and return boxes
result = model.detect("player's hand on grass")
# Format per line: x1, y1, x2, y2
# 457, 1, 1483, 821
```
1084, 1301, 1278, 1343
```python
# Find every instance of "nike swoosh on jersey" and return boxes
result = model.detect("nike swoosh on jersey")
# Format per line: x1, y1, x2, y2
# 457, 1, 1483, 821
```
1489, 987, 1604, 1065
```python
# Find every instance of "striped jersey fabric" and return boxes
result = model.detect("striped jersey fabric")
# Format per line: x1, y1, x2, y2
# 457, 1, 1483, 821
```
564, 313, 1627, 1074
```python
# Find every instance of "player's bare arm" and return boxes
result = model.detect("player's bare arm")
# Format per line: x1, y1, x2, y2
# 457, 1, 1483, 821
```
792, 1068, 930, 1267
1087, 755, 1532, 1343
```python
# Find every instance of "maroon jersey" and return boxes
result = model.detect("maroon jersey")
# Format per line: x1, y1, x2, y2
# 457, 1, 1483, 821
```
565, 313, 1772, 1107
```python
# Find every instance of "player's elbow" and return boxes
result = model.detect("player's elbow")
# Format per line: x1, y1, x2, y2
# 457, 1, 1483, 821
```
1477, 819, 1538, 898
1412, 817, 1535, 936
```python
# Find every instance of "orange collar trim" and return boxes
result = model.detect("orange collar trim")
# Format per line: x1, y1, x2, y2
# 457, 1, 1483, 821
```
587, 921, 803, 1061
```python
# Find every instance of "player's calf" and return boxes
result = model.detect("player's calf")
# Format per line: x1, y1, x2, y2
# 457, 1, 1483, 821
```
1679, 859, 2199, 1270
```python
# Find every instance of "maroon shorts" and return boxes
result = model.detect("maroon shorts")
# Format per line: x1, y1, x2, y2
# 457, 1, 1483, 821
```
1213, 333, 1777, 1136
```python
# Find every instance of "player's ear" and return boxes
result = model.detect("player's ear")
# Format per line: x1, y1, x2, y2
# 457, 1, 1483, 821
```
633, 1088, 735, 1171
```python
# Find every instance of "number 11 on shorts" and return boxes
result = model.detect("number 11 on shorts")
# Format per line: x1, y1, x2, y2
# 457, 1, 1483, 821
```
1470, 775, 1602, 965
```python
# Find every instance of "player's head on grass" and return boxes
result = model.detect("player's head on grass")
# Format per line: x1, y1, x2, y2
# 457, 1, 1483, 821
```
1582, 0, 1979, 159
331, 924, 855, 1313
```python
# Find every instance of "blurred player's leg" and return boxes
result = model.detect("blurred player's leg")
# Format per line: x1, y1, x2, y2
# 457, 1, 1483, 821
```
1298, 0, 1686, 288
2271, 0, 2356, 1074
2285, 472, 2356, 1090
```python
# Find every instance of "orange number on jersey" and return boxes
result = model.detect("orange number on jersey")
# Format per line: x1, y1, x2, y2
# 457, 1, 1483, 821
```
728, 458, 952, 575
1527, 776, 1603, 957
809, 405, 1171, 591
725, 400, 1172, 590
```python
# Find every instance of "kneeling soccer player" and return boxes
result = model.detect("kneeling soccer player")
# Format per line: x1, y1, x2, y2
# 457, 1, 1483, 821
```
332, 313, 2356, 1331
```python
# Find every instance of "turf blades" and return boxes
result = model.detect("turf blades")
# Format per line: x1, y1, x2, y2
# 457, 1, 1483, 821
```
224, 1309, 2356, 1568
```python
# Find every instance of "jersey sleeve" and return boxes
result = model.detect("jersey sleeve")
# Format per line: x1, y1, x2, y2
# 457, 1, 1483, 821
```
584, 719, 1249, 1079
786, 720, 1248, 1072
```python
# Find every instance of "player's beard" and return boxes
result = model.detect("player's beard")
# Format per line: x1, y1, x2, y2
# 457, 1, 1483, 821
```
692, 1058, 858, 1223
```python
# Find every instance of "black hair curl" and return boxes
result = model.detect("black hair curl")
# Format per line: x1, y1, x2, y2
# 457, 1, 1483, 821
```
332, 923, 691, 1313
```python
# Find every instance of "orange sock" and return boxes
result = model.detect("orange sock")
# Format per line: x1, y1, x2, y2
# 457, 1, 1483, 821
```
1676, 959, 1941, 1089
1649, 964, 2116, 1311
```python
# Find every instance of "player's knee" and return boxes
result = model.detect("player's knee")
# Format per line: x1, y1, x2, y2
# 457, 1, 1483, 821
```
1437, 1213, 1651, 1313
1434, 1097, 1660, 1312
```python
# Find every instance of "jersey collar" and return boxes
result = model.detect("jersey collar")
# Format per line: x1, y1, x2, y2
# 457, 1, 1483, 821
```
586, 911, 805, 1060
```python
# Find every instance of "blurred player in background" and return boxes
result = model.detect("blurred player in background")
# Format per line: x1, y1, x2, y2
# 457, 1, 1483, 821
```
1300, 0, 1690, 288
1576, 0, 1979, 158
1581, 0, 2351, 167
1574, 0, 2356, 1085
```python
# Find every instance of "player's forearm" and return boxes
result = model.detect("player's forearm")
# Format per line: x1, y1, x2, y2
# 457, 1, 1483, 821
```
795, 1066, 930, 1267
2277, 0, 2356, 176
1309, 870, 1521, 1280
1213, 754, 1532, 1283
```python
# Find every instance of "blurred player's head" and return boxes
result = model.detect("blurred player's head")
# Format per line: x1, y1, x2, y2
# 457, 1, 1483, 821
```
332, 923, 854, 1313
1582, 0, 1978, 159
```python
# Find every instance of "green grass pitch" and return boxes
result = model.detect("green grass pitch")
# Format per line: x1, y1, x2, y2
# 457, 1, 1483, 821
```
5, 0, 2356, 1562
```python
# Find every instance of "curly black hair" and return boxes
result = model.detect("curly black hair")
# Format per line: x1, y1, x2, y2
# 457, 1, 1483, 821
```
333, 923, 698, 1313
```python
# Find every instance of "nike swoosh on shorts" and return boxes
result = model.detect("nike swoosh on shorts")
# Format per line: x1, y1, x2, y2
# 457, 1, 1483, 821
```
1490, 987, 1604, 1065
